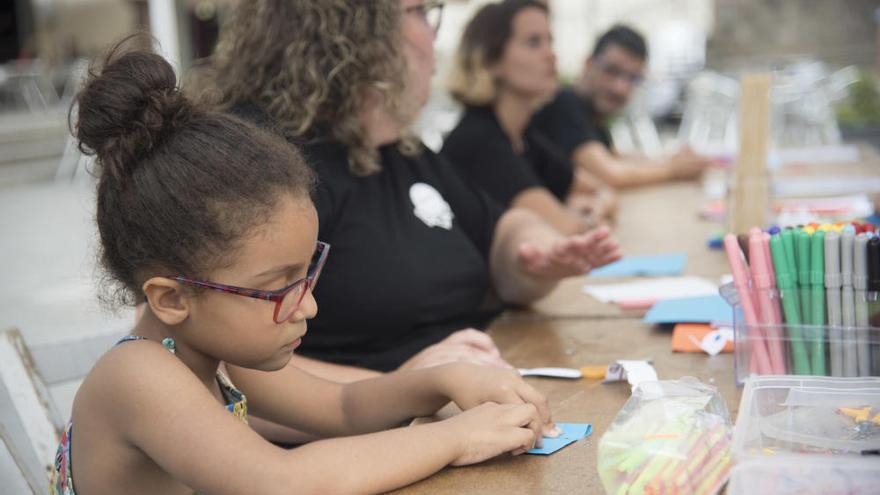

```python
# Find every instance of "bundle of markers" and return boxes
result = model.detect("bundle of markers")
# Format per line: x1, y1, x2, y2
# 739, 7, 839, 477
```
723, 221, 880, 377
598, 379, 733, 495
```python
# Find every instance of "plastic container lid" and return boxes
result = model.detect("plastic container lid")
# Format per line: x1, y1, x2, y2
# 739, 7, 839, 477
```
733, 375, 880, 457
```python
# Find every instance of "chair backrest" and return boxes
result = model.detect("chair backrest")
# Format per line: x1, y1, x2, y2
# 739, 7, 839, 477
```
0, 327, 125, 494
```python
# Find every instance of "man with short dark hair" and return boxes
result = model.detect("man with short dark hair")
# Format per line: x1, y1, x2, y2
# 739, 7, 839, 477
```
531, 24, 710, 188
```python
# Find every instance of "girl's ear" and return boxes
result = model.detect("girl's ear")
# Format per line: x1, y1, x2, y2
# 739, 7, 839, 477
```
142, 277, 190, 325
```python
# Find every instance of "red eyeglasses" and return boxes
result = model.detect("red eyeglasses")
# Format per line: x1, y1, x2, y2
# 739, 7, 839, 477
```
168, 241, 330, 324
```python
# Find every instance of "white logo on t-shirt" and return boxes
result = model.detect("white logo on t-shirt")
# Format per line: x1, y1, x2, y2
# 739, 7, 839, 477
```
409, 182, 454, 230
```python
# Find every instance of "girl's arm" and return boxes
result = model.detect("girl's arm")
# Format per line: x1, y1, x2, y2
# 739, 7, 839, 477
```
489, 208, 622, 305
227, 360, 553, 437
85, 342, 540, 495
287, 353, 382, 383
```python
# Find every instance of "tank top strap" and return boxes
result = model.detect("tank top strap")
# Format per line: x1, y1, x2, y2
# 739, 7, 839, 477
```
114, 335, 149, 346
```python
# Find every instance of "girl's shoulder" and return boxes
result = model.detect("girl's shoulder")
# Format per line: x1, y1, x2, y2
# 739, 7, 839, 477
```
74, 337, 201, 424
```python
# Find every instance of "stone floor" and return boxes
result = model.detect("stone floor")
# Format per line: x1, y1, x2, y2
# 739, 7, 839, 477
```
0, 180, 133, 418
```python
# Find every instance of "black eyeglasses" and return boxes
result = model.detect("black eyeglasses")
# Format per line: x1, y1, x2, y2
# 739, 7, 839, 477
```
405, 1, 444, 34
594, 58, 644, 86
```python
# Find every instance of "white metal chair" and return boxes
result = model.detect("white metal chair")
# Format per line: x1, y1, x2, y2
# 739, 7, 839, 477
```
0, 327, 125, 493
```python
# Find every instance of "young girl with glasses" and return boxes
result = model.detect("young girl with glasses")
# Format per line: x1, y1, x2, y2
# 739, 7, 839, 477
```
49, 40, 559, 494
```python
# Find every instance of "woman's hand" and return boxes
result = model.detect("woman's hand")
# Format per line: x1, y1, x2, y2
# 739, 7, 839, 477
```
397, 329, 513, 371
436, 363, 559, 439
517, 225, 622, 280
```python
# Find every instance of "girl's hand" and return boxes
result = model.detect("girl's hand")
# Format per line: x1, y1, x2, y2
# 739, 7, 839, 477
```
437, 363, 559, 438
517, 226, 622, 280
443, 402, 543, 466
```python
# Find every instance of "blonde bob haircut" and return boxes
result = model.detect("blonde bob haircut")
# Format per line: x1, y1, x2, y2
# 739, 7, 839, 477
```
201, 0, 408, 176
448, 0, 549, 107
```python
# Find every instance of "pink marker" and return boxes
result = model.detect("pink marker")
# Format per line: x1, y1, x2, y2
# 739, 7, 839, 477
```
724, 234, 773, 375
749, 232, 786, 374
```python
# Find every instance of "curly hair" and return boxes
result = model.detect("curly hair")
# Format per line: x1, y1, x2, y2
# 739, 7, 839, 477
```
202, 0, 408, 176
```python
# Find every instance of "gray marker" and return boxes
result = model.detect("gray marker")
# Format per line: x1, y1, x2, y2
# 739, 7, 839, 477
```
841, 227, 860, 376
825, 231, 843, 377
854, 233, 870, 376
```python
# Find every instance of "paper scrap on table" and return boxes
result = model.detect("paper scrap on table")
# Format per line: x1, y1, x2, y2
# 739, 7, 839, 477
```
702, 195, 875, 224
672, 324, 734, 355
773, 176, 880, 198
583, 276, 718, 304
527, 423, 592, 455
588, 253, 687, 278
643, 294, 732, 325
773, 144, 860, 167
694, 144, 860, 171
603, 360, 658, 389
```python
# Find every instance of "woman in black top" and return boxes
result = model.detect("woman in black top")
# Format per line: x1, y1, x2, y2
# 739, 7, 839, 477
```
443, 0, 616, 235
203, 0, 621, 382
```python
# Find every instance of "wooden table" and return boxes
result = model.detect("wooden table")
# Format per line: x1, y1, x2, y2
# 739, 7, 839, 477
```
394, 147, 879, 493
394, 181, 740, 494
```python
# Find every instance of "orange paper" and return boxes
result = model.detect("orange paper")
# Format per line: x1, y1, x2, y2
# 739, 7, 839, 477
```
671, 324, 733, 353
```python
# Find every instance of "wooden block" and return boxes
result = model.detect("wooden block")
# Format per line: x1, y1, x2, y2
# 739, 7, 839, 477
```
729, 74, 772, 233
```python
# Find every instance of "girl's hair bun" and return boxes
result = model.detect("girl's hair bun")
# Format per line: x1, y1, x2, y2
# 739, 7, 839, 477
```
74, 37, 193, 182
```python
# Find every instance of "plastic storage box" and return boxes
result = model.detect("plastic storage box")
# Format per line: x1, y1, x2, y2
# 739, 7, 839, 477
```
728, 455, 880, 495
719, 283, 880, 385
728, 375, 880, 494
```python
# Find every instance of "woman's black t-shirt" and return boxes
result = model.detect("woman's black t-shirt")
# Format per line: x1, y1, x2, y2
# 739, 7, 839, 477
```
298, 141, 503, 370
530, 88, 613, 158
441, 105, 574, 207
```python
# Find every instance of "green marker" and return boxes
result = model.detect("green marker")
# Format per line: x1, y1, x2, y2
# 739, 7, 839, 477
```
795, 229, 812, 339
770, 234, 810, 374
780, 229, 798, 291
810, 230, 827, 375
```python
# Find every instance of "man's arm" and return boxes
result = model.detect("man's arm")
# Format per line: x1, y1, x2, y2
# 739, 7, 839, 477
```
572, 141, 709, 188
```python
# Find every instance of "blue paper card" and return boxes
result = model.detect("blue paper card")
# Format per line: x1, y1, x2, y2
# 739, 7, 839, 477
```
589, 253, 687, 278
527, 422, 592, 455
643, 294, 732, 325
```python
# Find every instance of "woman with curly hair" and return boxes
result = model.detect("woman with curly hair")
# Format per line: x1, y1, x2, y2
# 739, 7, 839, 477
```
443, 0, 616, 235
203, 0, 621, 385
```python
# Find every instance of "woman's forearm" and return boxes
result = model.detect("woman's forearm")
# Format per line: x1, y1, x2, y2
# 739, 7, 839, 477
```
489, 209, 561, 305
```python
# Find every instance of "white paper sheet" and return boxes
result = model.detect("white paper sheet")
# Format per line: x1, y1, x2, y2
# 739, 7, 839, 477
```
583, 276, 719, 304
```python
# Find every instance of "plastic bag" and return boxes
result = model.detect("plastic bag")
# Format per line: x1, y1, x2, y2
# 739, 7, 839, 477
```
598, 377, 733, 495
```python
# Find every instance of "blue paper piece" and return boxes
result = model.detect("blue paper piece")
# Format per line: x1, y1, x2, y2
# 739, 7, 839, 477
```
527, 422, 592, 455
588, 253, 687, 278
643, 294, 732, 325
